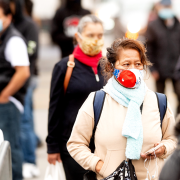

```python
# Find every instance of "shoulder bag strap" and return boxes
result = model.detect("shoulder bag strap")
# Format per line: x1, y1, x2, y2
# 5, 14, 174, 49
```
89, 90, 106, 153
63, 54, 75, 93
155, 92, 167, 128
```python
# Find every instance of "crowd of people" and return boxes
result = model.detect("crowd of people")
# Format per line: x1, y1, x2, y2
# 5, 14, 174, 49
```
47, 0, 180, 180
0, 0, 180, 180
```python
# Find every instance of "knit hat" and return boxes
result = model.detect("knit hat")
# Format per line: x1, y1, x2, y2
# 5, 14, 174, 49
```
160, 0, 172, 6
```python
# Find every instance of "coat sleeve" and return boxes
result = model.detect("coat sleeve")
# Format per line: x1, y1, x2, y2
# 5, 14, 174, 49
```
146, 23, 157, 72
160, 102, 177, 159
46, 61, 66, 154
67, 92, 101, 172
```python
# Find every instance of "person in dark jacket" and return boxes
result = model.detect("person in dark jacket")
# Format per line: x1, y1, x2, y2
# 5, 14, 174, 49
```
0, 1, 30, 180
51, 0, 90, 58
159, 117, 180, 180
10, 0, 38, 76
46, 15, 104, 180
146, 0, 180, 115
9, 0, 40, 178
24, 0, 33, 17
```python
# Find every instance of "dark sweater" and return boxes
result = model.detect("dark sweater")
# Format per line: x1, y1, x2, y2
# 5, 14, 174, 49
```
46, 57, 104, 154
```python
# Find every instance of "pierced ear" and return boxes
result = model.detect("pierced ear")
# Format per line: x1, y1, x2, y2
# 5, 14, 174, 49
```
74, 33, 78, 38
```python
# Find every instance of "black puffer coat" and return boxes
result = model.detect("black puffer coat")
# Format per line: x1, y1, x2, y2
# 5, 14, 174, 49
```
146, 17, 180, 79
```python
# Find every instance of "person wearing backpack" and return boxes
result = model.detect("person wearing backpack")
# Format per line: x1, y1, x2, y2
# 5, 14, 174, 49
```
46, 15, 105, 180
67, 38, 176, 180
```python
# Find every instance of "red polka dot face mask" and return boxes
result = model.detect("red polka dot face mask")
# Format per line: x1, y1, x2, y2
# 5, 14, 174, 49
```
113, 68, 144, 89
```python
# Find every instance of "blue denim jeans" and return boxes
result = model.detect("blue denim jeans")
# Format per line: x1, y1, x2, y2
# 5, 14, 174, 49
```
0, 102, 23, 180
20, 76, 38, 164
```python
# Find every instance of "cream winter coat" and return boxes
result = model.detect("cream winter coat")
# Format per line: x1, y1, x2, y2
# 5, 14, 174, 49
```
67, 89, 176, 180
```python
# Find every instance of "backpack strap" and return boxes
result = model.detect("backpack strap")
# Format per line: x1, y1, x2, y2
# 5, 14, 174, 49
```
140, 103, 143, 113
63, 54, 75, 93
93, 90, 106, 127
155, 92, 167, 128
89, 90, 106, 153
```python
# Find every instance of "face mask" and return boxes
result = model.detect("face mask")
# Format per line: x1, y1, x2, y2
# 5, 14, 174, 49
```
113, 68, 144, 89
78, 33, 104, 56
158, 8, 174, 20
0, 19, 3, 32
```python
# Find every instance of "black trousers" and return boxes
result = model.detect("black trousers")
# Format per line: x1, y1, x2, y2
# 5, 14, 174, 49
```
61, 151, 87, 180
156, 78, 180, 114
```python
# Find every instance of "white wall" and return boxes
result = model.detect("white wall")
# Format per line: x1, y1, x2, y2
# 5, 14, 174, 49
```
32, 0, 93, 19
32, 0, 60, 19
32, 0, 180, 19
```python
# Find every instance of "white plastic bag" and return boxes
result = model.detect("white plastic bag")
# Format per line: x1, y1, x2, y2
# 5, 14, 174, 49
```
44, 161, 66, 180
0, 129, 4, 146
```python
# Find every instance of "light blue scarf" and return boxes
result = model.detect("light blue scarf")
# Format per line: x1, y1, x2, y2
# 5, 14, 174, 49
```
104, 76, 147, 159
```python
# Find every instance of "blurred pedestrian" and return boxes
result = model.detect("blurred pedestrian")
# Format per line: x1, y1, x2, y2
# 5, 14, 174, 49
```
0, 1, 30, 180
24, 0, 33, 17
9, 0, 40, 178
159, 118, 180, 180
148, 3, 158, 22
67, 38, 176, 180
46, 15, 104, 180
146, 0, 180, 116
51, 0, 90, 58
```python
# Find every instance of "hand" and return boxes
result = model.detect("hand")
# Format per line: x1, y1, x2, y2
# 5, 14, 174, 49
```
95, 160, 104, 173
141, 142, 166, 160
48, 153, 61, 165
0, 94, 9, 103
151, 71, 159, 81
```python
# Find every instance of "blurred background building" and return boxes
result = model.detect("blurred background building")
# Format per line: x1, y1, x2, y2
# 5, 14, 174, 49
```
27, 0, 180, 179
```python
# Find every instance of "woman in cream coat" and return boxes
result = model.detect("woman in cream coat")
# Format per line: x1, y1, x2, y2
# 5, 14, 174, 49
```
67, 38, 176, 180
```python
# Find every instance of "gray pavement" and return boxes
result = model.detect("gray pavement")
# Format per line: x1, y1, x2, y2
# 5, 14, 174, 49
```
27, 33, 178, 180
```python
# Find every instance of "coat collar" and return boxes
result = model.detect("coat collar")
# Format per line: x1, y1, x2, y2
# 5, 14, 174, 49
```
158, 16, 179, 30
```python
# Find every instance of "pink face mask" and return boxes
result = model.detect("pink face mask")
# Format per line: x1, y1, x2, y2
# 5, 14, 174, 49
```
113, 68, 144, 89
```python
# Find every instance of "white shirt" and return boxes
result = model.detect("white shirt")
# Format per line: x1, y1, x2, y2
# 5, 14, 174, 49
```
4, 36, 29, 113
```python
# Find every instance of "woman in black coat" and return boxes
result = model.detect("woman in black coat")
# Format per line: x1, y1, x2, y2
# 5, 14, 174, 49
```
46, 15, 105, 180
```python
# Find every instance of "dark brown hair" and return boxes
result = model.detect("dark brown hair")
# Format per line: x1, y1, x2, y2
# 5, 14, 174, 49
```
0, 0, 12, 16
100, 37, 152, 80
